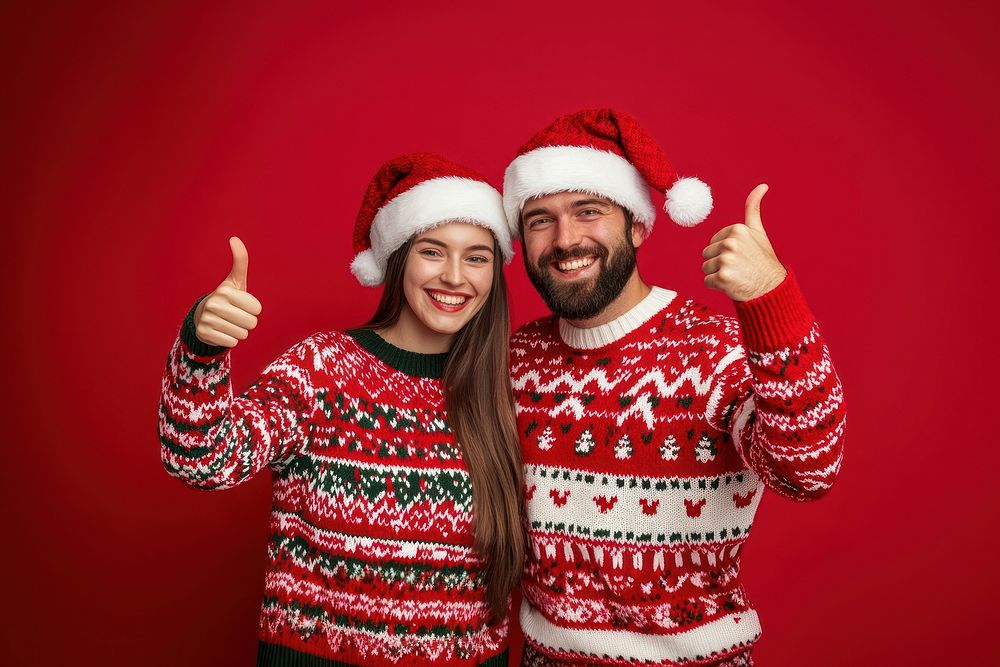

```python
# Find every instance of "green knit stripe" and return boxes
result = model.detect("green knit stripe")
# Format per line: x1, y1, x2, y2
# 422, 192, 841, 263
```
161, 418, 258, 485
529, 519, 753, 544
260, 598, 492, 640
257, 641, 507, 667
270, 532, 483, 589
284, 456, 473, 510
321, 389, 454, 437
347, 329, 448, 379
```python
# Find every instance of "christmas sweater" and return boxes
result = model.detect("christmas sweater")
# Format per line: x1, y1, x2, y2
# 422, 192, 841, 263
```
159, 320, 508, 667
510, 272, 845, 666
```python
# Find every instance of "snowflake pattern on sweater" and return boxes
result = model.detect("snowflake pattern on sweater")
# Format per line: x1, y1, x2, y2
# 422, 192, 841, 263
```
159, 328, 507, 667
511, 274, 845, 666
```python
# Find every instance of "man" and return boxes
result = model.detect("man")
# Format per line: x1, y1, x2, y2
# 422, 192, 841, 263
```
503, 109, 846, 666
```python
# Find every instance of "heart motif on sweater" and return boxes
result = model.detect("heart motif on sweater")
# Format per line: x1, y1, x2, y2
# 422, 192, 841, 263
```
593, 495, 618, 513
684, 498, 707, 517
733, 490, 755, 508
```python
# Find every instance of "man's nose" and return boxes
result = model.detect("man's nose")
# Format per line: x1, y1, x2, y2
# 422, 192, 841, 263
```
553, 218, 582, 250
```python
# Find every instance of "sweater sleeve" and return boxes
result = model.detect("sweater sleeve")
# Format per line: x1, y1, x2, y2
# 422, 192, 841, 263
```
158, 309, 322, 490
707, 270, 846, 501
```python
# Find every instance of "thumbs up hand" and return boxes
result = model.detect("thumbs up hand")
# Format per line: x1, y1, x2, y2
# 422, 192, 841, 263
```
701, 184, 787, 301
193, 237, 263, 348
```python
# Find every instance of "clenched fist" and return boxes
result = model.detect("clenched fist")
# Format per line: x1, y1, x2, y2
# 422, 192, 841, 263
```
701, 184, 787, 301
194, 237, 263, 348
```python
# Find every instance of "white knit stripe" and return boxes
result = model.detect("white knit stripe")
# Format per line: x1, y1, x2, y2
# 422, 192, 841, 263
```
526, 464, 762, 545
520, 599, 761, 663
271, 510, 476, 560
559, 287, 676, 350
266, 571, 489, 623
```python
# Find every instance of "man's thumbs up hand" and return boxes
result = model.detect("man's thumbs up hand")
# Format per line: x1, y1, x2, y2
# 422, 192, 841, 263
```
701, 185, 786, 301
194, 236, 263, 348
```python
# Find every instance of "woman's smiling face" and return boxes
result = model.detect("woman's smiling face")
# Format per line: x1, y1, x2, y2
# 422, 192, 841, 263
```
393, 221, 496, 351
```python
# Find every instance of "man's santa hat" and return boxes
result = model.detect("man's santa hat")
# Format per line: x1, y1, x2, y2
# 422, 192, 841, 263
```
351, 153, 513, 286
502, 109, 712, 236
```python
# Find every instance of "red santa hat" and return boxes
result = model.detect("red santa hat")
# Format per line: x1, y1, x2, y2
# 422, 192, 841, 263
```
502, 109, 713, 236
351, 153, 513, 286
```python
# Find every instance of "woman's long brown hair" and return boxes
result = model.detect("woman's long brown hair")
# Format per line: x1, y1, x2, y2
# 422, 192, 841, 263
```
360, 234, 525, 620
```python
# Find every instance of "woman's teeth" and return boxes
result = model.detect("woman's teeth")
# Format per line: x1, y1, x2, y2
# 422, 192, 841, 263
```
430, 292, 468, 305
557, 257, 595, 272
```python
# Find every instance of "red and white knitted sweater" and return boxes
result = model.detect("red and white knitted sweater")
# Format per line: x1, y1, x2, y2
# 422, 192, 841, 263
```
510, 272, 845, 666
159, 326, 508, 667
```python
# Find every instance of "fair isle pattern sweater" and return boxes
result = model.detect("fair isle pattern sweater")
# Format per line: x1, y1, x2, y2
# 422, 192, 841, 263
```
159, 325, 508, 667
510, 272, 846, 666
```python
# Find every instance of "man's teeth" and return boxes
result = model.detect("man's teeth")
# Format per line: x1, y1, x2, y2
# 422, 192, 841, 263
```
430, 292, 468, 305
557, 257, 595, 272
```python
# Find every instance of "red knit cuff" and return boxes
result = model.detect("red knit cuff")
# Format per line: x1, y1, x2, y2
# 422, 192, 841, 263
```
733, 268, 815, 352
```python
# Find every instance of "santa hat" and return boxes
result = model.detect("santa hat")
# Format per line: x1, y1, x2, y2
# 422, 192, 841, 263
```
502, 109, 712, 237
351, 153, 513, 286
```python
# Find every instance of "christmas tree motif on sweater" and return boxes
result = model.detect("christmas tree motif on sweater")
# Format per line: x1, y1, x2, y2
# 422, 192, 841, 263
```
614, 434, 634, 460
660, 434, 680, 461
538, 426, 555, 451
695, 432, 718, 462
574, 429, 596, 456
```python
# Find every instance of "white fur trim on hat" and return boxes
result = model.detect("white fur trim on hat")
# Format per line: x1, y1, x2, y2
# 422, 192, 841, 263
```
354, 176, 512, 286
665, 177, 713, 227
502, 145, 656, 238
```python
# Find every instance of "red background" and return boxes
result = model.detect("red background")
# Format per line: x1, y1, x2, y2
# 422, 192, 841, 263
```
3, 1, 998, 664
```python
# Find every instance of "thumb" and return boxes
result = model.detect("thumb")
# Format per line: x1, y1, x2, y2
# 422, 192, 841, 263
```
744, 183, 768, 231
227, 236, 249, 290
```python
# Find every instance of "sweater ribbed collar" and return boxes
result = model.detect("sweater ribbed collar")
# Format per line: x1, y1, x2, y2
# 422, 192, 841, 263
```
558, 286, 676, 350
347, 329, 448, 379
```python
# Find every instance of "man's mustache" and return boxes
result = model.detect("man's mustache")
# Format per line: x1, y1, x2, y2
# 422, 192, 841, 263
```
538, 245, 608, 265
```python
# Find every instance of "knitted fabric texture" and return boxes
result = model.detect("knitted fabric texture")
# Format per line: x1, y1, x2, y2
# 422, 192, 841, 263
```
510, 272, 845, 666
159, 325, 507, 666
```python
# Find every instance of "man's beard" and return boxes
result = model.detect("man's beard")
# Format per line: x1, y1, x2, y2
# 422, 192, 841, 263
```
525, 237, 637, 321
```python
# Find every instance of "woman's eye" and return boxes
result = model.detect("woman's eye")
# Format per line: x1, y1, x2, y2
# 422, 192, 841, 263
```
419, 248, 442, 257
467, 255, 490, 264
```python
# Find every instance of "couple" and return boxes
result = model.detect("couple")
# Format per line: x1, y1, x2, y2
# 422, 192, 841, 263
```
159, 109, 846, 667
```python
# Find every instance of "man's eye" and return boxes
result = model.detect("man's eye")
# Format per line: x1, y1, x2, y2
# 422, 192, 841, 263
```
527, 218, 552, 229
580, 209, 600, 216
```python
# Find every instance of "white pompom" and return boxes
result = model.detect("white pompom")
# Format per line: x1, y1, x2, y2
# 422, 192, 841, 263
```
350, 250, 384, 286
664, 177, 713, 227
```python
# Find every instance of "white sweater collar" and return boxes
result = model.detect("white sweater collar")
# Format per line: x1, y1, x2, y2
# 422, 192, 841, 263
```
558, 286, 676, 350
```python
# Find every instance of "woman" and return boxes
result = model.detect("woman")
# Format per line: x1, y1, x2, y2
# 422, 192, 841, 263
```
159, 153, 525, 666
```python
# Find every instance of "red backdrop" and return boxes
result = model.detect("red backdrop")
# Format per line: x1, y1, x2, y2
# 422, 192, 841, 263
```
3, 1, 998, 664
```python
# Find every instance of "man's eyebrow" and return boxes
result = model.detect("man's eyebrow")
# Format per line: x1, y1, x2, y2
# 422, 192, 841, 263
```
522, 198, 612, 220
413, 237, 494, 253
572, 198, 612, 208
521, 207, 550, 220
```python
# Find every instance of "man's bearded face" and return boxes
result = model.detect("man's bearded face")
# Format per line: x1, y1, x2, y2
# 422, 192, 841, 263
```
520, 193, 638, 321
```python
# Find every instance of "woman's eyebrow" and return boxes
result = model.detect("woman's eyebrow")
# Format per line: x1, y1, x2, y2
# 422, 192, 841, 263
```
414, 237, 494, 253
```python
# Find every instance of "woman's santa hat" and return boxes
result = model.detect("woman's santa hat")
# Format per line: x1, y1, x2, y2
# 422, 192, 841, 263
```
502, 109, 713, 236
351, 153, 513, 286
